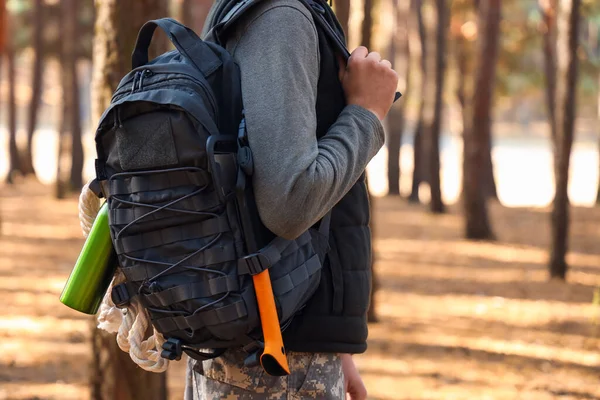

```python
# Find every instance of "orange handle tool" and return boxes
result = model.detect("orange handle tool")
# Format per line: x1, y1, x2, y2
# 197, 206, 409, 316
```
252, 270, 290, 376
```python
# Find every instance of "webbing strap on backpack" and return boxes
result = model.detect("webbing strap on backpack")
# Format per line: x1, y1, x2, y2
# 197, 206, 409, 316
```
236, 214, 329, 276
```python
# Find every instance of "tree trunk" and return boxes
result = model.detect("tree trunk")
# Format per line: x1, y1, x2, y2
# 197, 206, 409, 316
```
335, 0, 350, 40
540, 0, 558, 141
180, 0, 194, 29
408, 0, 427, 203
457, 5, 497, 205
479, 2, 498, 201
596, 71, 600, 205
0, 0, 5, 54
589, 23, 599, 205
462, 0, 500, 240
22, 0, 44, 177
90, 1, 169, 398
0, 0, 4, 231
422, 0, 447, 213
91, 0, 169, 123
180, 0, 212, 35
69, 61, 83, 190
56, 0, 77, 198
549, 0, 580, 280
0, 0, 3, 107
455, 29, 468, 131
6, 15, 20, 185
455, 20, 469, 205
409, 121, 424, 202
386, 0, 410, 196
482, 140, 497, 199
91, 325, 168, 400
69, 4, 84, 191
361, 0, 374, 49
55, 84, 69, 198
387, 108, 403, 196
592, 17, 600, 205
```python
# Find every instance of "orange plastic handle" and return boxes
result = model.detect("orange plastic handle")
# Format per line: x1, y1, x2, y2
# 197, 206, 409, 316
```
252, 270, 290, 376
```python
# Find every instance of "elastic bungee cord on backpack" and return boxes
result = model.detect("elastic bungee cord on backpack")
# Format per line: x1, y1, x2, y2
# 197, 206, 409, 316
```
80, 163, 237, 370
79, 179, 169, 373
108, 167, 234, 341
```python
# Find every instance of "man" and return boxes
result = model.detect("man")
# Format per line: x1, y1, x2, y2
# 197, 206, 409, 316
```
186, 0, 398, 398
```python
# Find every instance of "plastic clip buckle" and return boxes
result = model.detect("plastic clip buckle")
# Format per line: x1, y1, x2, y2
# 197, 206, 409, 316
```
161, 337, 183, 361
239, 253, 270, 275
243, 341, 264, 368
111, 283, 131, 308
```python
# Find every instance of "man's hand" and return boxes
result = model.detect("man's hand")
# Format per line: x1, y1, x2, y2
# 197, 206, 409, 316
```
339, 46, 399, 121
341, 354, 367, 400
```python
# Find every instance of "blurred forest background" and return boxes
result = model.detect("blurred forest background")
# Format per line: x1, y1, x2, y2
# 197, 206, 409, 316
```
1, 0, 600, 399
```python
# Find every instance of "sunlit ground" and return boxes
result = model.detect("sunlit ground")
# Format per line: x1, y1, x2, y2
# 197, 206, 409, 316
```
1, 178, 599, 399
353, 198, 600, 400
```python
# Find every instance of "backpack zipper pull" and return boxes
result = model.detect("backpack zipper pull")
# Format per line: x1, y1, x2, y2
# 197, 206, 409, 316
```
131, 71, 140, 94
139, 69, 153, 91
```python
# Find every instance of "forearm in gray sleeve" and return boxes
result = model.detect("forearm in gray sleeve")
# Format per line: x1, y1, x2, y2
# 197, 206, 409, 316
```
231, 2, 384, 240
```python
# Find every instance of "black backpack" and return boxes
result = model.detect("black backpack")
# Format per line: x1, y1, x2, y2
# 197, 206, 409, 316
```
91, 0, 348, 373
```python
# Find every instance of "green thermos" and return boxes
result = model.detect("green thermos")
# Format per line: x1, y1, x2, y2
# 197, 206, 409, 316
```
60, 202, 118, 315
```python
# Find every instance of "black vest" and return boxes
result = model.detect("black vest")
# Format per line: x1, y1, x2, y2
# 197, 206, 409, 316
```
280, 2, 371, 354
208, 0, 372, 354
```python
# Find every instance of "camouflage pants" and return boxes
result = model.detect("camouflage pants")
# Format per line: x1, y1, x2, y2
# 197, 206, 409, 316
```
184, 348, 344, 399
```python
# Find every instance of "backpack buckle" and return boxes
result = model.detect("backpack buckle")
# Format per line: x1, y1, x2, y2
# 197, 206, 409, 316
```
88, 178, 105, 198
161, 337, 183, 361
111, 283, 132, 308
238, 253, 271, 275
242, 340, 264, 368
242, 340, 264, 354
243, 350, 263, 368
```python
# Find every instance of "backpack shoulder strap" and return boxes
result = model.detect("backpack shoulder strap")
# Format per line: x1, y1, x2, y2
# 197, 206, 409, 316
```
207, 0, 350, 60
207, 0, 402, 100
206, 0, 264, 45
298, 0, 351, 60
299, 0, 402, 100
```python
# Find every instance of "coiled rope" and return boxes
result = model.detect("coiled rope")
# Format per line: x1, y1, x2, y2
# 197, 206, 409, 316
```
78, 179, 168, 373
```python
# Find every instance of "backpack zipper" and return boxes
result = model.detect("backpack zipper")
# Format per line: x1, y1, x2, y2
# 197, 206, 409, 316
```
113, 69, 218, 120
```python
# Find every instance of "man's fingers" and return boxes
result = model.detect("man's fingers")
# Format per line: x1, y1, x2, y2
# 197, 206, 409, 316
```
350, 46, 369, 60
380, 59, 392, 69
366, 51, 381, 62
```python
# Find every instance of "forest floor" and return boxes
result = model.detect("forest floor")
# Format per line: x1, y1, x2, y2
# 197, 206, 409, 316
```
0, 181, 599, 400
